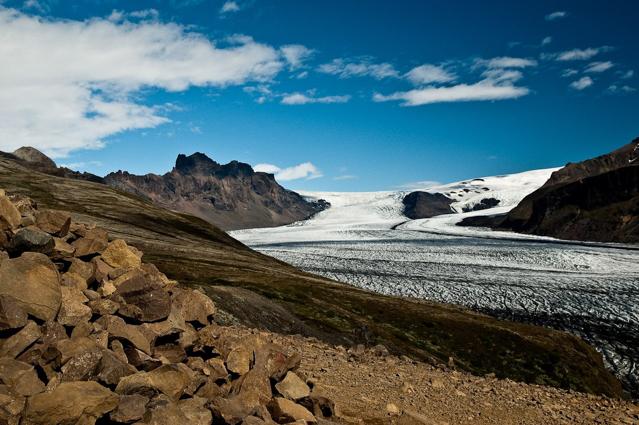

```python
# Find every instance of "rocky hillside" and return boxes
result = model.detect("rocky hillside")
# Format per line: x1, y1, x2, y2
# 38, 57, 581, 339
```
0, 192, 636, 424
402, 192, 453, 219
5, 147, 103, 183
0, 155, 625, 398
104, 153, 328, 230
498, 138, 639, 243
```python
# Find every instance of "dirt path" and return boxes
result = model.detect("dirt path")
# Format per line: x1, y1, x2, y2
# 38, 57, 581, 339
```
234, 328, 639, 424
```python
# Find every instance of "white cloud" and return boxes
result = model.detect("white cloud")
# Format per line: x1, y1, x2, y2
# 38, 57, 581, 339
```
556, 47, 605, 61
318, 58, 399, 79
545, 11, 567, 21
479, 56, 537, 69
570, 76, 593, 90
0, 8, 286, 157
281, 92, 350, 105
254, 162, 323, 181
333, 174, 358, 181
608, 84, 636, 94
373, 81, 529, 106
220, 1, 240, 13
541, 36, 552, 46
405, 64, 456, 85
621, 70, 634, 79
561, 69, 578, 78
23, 0, 49, 13
397, 180, 441, 190
584, 61, 613, 73
280, 44, 314, 69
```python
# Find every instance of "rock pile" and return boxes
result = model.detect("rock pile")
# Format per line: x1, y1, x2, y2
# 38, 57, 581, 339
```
0, 190, 336, 424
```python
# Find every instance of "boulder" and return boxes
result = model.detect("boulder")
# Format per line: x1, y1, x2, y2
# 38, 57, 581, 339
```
171, 288, 215, 326
68, 258, 95, 283
72, 237, 108, 258
52, 237, 75, 258
178, 396, 212, 425
110, 394, 148, 423
91, 257, 114, 282
25, 381, 119, 424
35, 210, 71, 237
268, 397, 316, 424
0, 295, 28, 331
60, 346, 102, 382
95, 315, 151, 355
0, 253, 61, 321
0, 196, 21, 230
113, 275, 171, 322
115, 363, 194, 400
0, 358, 45, 396
0, 321, 41, 358
57, 286, 92, 327
61, 272, 88, 291
97, 349, 137, 387
226, 346, 252, 376
101, 239, 142, 269
9, 227, 55, 255
275, 372, 310, 401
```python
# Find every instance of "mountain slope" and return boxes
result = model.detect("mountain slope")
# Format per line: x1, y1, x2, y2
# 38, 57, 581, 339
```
104, 152, 327, 230
498, 139, 639, 243
0, 154, 624, 397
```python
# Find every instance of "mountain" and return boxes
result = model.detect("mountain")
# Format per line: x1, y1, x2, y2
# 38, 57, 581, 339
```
104, 152, 328, 230
402, 191, 453, 219
0, 151, 623, 397
2, 147, 104, 183
497, 138, 639, 243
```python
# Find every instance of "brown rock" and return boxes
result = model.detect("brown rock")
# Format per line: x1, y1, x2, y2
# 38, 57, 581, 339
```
115, 363, 194, 400
60, 346, 102, 382
25, 381, 119, 424
0, 358, 45, 396
68, 258, 95, 283
110, 394, 148, 423
226, 346, 252, 375
9, 227, 55, 255
171, 288, 215, 326
52, 237, 75, 259
55, 337, 100, 364
57, 286, 92, 326
139, 397, 189, 424
0, 295, 28, 331
96, 315, 151, 355
114, 275, 171, 322
91, 257, 114, 282
0, 196, 21, 230
72, 237, 108, 258
268, 397, 316, 424
101, 239, 142, 269
178, 396, 212, 425
0, 252, 61, 321
0, 321, 41, 358
89, 298, 120, 316
97, 349, 137, 387
35, 210, 71, 237
61, 271, 88, 291
275, 371, 310, 401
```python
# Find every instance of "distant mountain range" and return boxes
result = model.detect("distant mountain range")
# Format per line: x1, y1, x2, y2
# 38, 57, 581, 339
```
3, 148, 328, 230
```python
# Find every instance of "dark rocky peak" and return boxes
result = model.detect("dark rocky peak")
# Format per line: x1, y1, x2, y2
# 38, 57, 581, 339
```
217, 160, 255, 178
12, 146, 57, 169
173, 152, 221, 175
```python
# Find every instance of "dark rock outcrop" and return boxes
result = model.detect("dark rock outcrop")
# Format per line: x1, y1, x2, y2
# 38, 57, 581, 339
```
104, 152, 328, 230
462, 197, 500, 212
402, 192, 453, 219
498, 138, 639, 243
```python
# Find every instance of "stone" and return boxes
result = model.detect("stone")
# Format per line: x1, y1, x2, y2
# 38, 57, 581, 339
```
114, 275, 171, 322
9, 227, 54, 255
60, 346, 102, 382
171, 288, 215, 326
178, 396, 212, 425
226, 346, 252, 375
25, 381, 119, 424
61, 271, 88, 291
91, 257, 114, 282
0, 358, 45, 396
97, 349, 137, 387
55, 337, 100, 364
110, 394, 148, 423
95, 315, 151, 355
0, 253, 61, 321
268, 397, 316, 424
386, 402, 400, 415
115, 363, 194, 400
0, 196, 21, 230
0, 321, 41, 358
139, 397, 189, 424
101, 239, 142, 269
275, 371, 310, 401
35, 210, 71, 237
68, 258, 95, 283
89, 298, 119, 316
72, 237, 108, 258
52, 237, 75, 259
0, 295, 28, 331
57, 286, 92, 327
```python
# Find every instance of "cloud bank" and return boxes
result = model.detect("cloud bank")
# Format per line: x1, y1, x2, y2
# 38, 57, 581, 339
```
254, 162, 323, 181
0, 8, 286, 157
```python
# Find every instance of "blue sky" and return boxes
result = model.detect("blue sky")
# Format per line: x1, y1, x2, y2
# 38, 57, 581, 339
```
0, 0, 637, 191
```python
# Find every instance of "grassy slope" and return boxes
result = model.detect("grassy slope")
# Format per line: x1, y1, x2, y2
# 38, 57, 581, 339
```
0, 156, 623, 397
